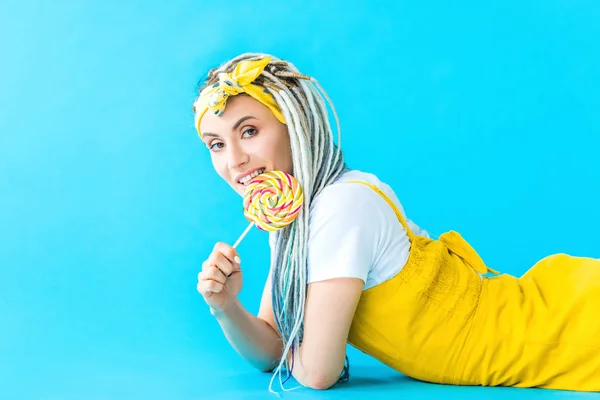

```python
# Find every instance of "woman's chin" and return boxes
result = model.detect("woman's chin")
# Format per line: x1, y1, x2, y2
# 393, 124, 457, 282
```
235, 183, 247, 196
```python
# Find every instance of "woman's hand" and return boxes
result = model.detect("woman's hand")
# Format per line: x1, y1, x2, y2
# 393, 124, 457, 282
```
197, 242, 242, 313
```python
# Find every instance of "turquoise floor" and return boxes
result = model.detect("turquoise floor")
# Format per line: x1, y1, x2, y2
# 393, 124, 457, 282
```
0, 340, 600, 400
5, 350, 598, 399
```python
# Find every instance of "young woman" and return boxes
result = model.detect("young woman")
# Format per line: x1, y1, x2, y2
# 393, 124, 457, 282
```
193, 53, 600, 393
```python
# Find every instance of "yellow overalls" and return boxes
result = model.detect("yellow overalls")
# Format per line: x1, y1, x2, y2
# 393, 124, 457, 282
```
347, 181, 600, 392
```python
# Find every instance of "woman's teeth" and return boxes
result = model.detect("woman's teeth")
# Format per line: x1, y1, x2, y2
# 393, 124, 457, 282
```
238, 168, 265, 185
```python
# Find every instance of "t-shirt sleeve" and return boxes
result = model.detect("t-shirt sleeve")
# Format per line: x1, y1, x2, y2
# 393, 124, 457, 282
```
306, 182, 389, 285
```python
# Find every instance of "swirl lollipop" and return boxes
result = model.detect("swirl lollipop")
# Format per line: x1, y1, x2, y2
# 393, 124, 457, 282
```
232, 170, 304, 248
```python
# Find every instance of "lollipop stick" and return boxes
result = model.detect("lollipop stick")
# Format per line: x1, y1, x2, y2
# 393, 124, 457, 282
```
233, 221, 254, 249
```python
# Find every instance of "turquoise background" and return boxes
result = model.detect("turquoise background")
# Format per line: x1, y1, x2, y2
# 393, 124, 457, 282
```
1, 1, 599, 399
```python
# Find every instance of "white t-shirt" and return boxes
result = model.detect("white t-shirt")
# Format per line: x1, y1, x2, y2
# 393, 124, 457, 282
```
269, 170, 430, 290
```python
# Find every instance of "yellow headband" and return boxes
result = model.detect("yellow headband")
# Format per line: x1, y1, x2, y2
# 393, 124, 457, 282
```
193, 57, 286, 138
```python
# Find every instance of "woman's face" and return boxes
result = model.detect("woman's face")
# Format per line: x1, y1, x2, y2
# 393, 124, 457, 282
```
199, 95, 293, 195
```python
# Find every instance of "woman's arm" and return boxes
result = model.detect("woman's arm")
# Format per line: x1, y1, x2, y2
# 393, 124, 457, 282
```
255, 273, 364, 389
281, 183, 388, 389
288, 277, 364, 390
215, 183, 384, 387
212, 273, 283, 372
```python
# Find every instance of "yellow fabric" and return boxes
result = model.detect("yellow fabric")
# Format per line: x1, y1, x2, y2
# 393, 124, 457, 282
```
193, 57, 286, 138
347, 180, 600, 392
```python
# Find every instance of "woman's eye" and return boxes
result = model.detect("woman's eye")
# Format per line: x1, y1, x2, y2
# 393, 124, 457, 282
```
209, 142, 224, 151
242, 127, 257, 137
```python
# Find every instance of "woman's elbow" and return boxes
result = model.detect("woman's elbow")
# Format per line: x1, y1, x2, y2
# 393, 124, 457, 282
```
248, 357, 278, 374
257, 363, 338, 389
258, 365, 274, 374
303, 373, 340, 390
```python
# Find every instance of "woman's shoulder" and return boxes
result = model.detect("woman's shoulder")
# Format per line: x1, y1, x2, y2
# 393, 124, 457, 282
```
310, 169, 403, 216
269, 169, 398, 248
309, 169, 430, 239
304, 170, 420, 287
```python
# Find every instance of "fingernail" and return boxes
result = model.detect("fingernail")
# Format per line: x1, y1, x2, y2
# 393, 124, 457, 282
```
234, 256, 241, 264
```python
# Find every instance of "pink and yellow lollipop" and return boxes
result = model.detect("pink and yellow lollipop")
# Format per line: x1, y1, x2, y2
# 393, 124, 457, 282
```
233, 171, 304, 247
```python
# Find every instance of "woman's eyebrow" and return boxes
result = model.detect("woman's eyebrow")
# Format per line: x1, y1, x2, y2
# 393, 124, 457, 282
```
201, 116, 258, 138
232, 115, 257, 131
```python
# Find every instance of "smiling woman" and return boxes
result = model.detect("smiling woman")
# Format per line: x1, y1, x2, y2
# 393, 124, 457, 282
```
191, 53, 600, 395
199, 96, 292, 195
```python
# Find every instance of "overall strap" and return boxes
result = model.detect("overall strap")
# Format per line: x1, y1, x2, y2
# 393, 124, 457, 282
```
347, 180, 415, 243
348, 180, 499, 276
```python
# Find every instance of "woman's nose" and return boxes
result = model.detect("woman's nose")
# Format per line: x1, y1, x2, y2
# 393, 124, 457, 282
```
227, 142, 250, 169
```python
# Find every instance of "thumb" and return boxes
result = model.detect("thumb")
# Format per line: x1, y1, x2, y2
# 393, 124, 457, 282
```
232, 259, 242, 272
231, 252, 242, 271
226, 258, 242, 278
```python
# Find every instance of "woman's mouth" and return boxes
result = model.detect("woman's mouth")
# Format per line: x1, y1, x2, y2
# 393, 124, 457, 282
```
237, 168, 266, 185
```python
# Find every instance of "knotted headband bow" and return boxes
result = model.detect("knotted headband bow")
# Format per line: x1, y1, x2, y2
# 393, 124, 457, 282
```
193, 57, 286, 138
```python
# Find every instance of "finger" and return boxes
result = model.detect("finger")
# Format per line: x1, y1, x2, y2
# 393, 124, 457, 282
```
198, 267, 226, 285
202, 258, 230, 279
197, 279, 223, 296
208, 251, 234, 277
214, 242, 242, 267
215, 244, 241, 278
197, 281, 211, 297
